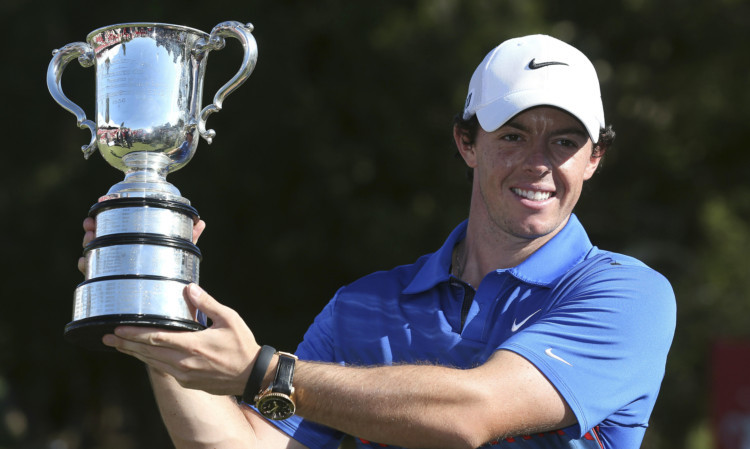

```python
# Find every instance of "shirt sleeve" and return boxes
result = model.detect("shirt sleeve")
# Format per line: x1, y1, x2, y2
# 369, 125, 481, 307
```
258, 291, 347, 449
500, 259, 676, 438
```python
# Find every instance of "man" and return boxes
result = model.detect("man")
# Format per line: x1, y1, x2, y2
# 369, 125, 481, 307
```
87, 34, 676, 448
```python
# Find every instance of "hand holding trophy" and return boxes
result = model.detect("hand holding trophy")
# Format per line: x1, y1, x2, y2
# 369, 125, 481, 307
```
47, 22, 258, 350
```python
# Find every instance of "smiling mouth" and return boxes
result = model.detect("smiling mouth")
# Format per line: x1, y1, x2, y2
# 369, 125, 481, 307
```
511, 188, 554, 201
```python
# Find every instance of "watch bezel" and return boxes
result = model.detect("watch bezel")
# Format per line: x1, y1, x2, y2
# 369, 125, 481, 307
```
256, 391, 296, 420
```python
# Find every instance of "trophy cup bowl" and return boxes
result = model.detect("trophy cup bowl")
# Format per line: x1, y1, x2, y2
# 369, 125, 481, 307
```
47, 22, 257, 350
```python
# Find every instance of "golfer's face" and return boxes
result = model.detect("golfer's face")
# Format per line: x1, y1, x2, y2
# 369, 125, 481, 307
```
467, 106, 600, 242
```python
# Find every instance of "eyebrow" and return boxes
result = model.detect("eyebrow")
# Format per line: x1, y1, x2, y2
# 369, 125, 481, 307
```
504, 121, 589, 138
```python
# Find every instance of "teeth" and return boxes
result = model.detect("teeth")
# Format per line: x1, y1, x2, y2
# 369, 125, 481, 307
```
512, 188, 552, 201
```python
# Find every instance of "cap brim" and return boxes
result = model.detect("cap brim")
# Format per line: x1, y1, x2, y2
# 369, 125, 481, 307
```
475, 91, 603, 144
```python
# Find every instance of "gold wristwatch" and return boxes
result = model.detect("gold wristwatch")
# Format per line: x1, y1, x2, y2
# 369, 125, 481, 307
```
255, 351, 298, 420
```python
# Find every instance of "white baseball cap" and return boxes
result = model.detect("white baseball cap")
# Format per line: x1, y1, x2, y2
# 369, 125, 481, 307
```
462, 34, 605, 143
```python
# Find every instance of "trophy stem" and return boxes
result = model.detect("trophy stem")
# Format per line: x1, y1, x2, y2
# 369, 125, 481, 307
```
107, 152, 186, 201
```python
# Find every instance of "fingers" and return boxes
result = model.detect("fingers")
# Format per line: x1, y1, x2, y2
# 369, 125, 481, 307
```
79, 217, 96, 276
108, 323, 199, 350
193, 219, 206, 244
83, 216, 96, 232
101, 284, 258, 395
184, 283, 234, 327
82, 217, 96, 247
102, 330, 196, 380
102, 322, 254, 394
103, 327, 197, 365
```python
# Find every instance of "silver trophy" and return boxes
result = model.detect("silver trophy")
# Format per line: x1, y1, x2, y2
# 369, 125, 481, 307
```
47, 22, 257, 350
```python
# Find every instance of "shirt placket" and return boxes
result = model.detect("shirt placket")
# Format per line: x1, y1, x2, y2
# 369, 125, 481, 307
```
459, 272, 509, 342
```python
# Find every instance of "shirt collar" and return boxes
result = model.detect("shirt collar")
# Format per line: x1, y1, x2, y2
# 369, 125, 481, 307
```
402, 220, 466, 294
505, 214, 593, 286
402, 214, 592, 294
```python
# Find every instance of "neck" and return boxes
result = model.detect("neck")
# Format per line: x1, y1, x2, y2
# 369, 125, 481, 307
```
457, 203, 568, 287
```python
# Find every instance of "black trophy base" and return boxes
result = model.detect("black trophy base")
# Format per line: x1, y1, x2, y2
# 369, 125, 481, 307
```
64, 314, 205, 351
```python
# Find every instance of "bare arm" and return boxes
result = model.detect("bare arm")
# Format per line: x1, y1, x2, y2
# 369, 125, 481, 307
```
108, 285, 575, 449
147, 367, 307, 449
147, 367, 252, 448
292, 350, 574, 449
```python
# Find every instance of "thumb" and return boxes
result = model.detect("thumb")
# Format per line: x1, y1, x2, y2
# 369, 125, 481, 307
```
184, 283, 229, 326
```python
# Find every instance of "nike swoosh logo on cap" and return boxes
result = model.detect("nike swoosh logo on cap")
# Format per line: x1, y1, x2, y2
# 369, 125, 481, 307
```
511, 309, 541, 332
528, 58, 569, 70
545, 348, 573, 366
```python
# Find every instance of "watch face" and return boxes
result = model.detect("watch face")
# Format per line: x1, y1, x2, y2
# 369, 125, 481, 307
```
257, 393, 296, 420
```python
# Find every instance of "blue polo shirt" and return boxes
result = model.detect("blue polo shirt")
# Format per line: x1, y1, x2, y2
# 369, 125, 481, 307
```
264, 215, 676, 449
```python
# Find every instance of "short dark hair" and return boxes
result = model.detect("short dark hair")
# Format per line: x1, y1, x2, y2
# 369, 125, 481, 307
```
453, 111, 615, 181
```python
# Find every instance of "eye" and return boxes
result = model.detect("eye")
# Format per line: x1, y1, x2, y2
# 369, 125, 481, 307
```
501, 133, 522, 142
554, 138, 580, 148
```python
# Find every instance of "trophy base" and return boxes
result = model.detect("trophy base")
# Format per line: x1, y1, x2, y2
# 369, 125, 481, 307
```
64, 314, 205, 351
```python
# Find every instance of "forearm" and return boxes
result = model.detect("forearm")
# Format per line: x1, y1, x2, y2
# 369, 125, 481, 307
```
148, 367, 258, 449
293, 361, 493, 449
287, 351, 573, 449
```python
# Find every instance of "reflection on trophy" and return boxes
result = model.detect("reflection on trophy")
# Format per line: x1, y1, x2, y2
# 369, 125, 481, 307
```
47, 22, 257, 350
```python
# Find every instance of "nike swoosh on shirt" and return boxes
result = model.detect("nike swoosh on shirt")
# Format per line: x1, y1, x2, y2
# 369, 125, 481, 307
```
545, 348, 573, 366
511, 309, 541, 332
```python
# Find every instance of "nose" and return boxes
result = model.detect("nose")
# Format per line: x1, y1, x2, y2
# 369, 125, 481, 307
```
523, 140, 552, 177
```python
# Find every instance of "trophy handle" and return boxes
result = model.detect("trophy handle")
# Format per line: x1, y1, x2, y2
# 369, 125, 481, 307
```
194, 21, 258, 144
47, 42, 97, 159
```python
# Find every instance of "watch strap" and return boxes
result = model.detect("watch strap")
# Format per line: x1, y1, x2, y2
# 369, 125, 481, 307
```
242, 345, 275, 403
271, 352, 297, 396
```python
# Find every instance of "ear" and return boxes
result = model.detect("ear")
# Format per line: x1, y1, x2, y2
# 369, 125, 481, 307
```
453, 124, 478, 168
582, 145, 602, 181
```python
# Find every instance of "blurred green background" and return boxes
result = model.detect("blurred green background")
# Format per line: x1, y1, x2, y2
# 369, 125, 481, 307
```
2, 0, 749, 447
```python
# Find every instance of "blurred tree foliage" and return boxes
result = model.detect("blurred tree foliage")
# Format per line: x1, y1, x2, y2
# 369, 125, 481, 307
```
1, 0, 749, 447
